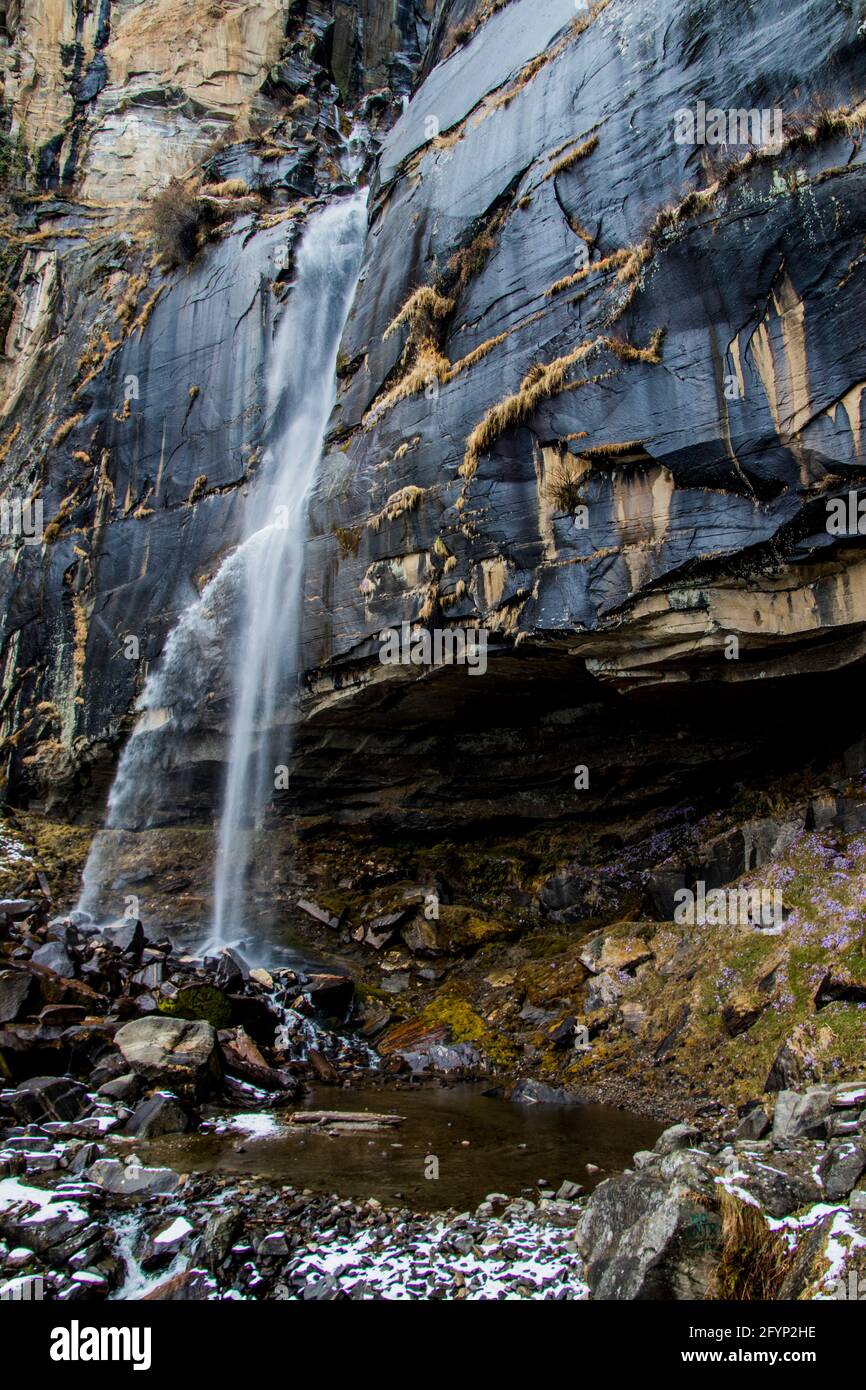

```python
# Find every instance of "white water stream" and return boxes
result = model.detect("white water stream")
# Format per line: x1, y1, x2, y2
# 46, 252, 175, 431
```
79, 195, 367, 948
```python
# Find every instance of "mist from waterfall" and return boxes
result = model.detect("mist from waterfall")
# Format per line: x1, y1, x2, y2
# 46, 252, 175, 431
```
78, 195, 367, 944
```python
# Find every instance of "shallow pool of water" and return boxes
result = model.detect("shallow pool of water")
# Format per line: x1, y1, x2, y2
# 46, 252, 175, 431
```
137, 1084, 662, 1211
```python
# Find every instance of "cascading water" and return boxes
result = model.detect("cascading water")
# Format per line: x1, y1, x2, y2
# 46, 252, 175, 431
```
210, 193, 366, 945
78, 195, 367, 949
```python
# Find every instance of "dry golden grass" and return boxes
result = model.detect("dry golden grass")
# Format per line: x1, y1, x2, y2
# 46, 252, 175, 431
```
201, 178, 249, 198
51, 414, 84, 448
368, 485, 426, 531
604, 328, 665, 363
187, 474, 208, 504
127, 285, 164, 337
461, 331, 663, 478
547, 247, 629, 296
73, 329, 120, 398
384, 286, 455, 341
544, 133, 599, 181
115, 271, 149, 330
448, 229, 498, 293
0, 422, 21, 464
579, 439, 645, 460
461, 340, 597, 478
364, 284, 457, 423
709, 1192, 790, 1300
442, 0, 516, 57
546, 454, 588, 513
448, 331, 510, 378
365, 340, 452, 423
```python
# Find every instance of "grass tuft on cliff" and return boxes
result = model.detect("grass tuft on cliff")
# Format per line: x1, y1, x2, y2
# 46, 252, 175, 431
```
145, 180, 220, 269
710, 1192, 791, 1299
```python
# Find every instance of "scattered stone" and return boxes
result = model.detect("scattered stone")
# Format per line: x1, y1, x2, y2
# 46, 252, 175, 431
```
99, 918, 146, 957
86, 1158, 180, 1197
4, 1077, 91, 1125
124, 1094, 190, 1140
510, 1079, 577, 1106
653, 1123, 701, 1155
0, 971, 33, 1024
732, 1105, 770, 1141
818, 1140, 866, 1201
30, 943, 75, 978
555, 1180, 583, 1200
772, 1087, 834, 1142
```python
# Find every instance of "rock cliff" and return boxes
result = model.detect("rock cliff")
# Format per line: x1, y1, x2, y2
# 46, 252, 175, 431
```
2, 0, 866, 1119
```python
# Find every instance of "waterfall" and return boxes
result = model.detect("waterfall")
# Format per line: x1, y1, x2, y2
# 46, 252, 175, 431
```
78, 195, 367, 947
210, 193, 366, 944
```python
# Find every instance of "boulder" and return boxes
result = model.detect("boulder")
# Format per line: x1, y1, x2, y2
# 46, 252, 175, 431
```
215, 947, 250, 992
0, 971, 33, 1024
114, 1016, 220, 1094
586, 970, 622, 1012
30, 943, 74, 978
575, 1172, 721, 1299
732, 1105, 770, 1141
815, 968, 866, 1009
160, 984, 232, 1030
141, 1268, 214, 1300
87, 1158, 180, 1197
13, 1200, 93, 1255
765, 1029, 818, 1092
302, 974, 354, 1020
22, 963, 104, 1012
400, 916, 446, 956
772, 1087, 834, 1142
831, 1082, 866, 1109
201, 1208, 241, 1269
510, 1078, 577, 1105
97, 1072, 140, 1102
778, 1208, 866, 1300
99, 918, 146, 957
721, 1149, 824, 1219
721, 990, 765, 1037
5, 1076, 91, 1124
653, 1123, 702, 1155
538, 869, 635, 926
818, 1140, 866, 1202
0, 901, 38, 920
124, 1094, 190, 1139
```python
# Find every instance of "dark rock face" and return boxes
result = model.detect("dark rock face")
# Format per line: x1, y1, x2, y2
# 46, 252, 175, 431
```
0, 0, 434, 816
2, 0, 865, 846
285, 0, 866, 826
